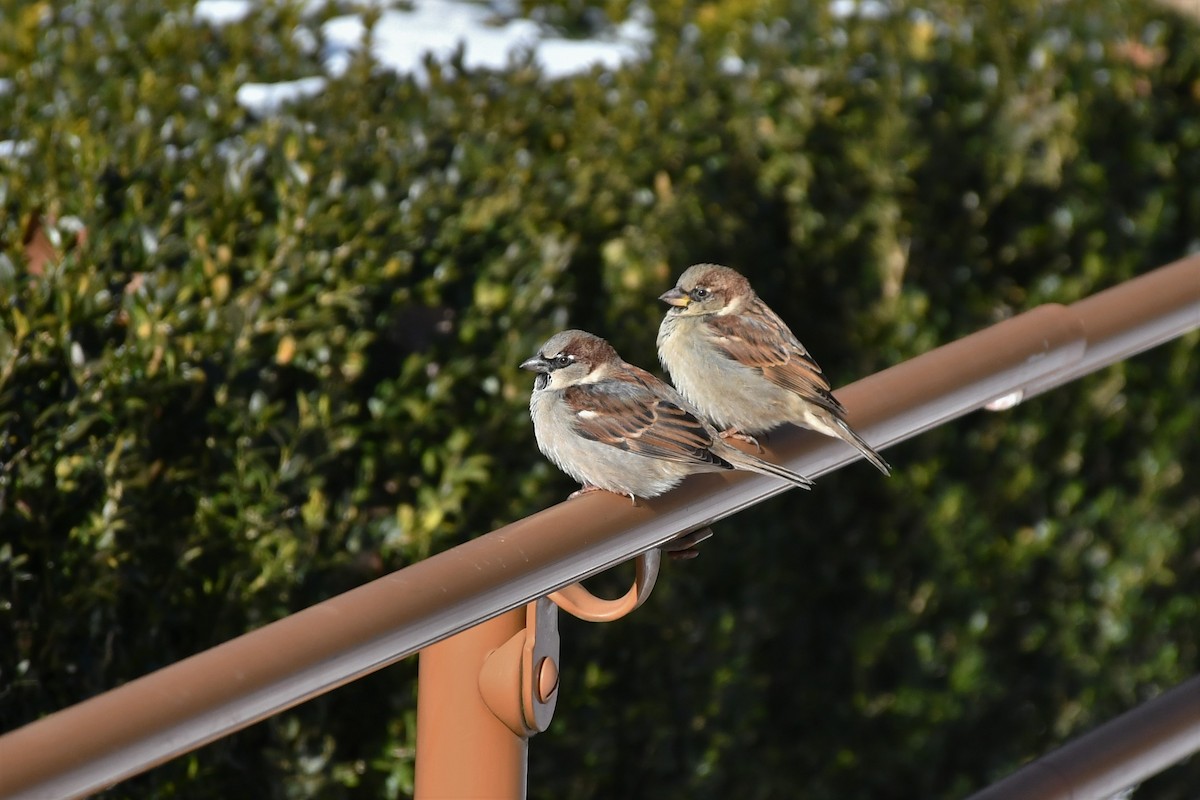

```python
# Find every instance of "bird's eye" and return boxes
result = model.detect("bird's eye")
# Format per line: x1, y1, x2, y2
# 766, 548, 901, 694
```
552, 355, 572, 369
693, 287, 709, 299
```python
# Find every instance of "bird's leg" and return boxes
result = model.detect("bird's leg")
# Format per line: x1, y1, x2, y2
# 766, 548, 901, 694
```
568, 485, 639, 506
660, 526, 715, 560
718, 428, 762, 453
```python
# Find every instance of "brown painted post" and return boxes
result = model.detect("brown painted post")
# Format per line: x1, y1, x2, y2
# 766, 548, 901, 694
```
415, 609, 528, 799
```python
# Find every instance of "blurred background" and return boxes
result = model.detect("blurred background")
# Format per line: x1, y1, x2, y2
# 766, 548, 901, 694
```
1, 0, 1198, 797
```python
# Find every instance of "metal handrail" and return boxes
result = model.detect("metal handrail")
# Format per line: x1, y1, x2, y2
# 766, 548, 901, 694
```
0, 255, 1197, 800
967, 675, 1200, 800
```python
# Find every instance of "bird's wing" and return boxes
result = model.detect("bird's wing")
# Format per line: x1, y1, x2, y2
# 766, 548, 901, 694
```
703, 304, 846, 416
562, 367, 731, 468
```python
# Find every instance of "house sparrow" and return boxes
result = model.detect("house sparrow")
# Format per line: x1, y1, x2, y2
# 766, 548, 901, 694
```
520, 329, 814, 503
657, 264, 891, 476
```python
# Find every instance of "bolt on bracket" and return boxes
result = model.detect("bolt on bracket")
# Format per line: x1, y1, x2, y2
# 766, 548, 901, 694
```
479, 596, 560, 737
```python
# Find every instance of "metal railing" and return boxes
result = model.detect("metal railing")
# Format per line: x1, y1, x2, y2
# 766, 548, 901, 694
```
966, 674, 1200, 800
0, 254, 1197, 800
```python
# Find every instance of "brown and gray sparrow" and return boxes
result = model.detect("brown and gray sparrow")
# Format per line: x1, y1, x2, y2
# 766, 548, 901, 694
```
520, 329, 814, 502
657, 264, 891, 476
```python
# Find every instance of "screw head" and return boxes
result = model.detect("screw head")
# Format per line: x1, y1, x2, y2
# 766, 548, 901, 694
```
536, 657, 559, 702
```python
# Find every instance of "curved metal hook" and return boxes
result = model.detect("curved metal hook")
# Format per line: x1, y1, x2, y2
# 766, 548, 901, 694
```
547, 550, 661, 622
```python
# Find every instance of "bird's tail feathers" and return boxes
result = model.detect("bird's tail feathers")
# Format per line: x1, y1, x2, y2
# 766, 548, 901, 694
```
837, 419, 892, 476
724, 450, 815, 490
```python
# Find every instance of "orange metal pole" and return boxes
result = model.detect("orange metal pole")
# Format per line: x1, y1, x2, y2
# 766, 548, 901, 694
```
415, 610, 528, 799
1023, 255, 1200, 398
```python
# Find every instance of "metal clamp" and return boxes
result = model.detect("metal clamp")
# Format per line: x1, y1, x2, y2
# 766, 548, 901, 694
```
547, 550, 661, 622
478, 596, 560, 737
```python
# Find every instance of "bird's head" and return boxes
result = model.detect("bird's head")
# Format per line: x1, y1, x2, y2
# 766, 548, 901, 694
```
659, 263, 753, 317
520, 329, 617, 390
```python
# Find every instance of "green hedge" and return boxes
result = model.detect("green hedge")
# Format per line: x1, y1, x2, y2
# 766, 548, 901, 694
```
2, 0, 1198, 797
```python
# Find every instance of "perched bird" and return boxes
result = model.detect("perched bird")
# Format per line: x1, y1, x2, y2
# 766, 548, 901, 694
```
520, 329, 814, 503
657, 263, 891, 476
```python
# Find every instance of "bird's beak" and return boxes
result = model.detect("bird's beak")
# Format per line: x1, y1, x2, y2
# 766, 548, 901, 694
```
659, 287, 690, 307
520, 355, 549, 372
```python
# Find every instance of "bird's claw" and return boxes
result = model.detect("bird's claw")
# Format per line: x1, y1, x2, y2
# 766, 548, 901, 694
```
718, 428, 762, 453
569, 485, 638, 506
660, 527, 715, 560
